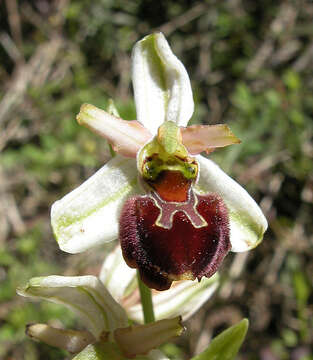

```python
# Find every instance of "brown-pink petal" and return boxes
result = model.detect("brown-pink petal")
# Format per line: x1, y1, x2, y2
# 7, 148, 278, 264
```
77, 104, 152, 158
181, 124, 241, 155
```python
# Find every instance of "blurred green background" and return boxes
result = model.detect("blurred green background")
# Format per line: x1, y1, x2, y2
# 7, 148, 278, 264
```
0, 0, 312, 359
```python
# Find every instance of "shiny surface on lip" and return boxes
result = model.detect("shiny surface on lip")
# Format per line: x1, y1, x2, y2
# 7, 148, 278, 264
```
119, 190, 230, 290
147, 170, 192, 202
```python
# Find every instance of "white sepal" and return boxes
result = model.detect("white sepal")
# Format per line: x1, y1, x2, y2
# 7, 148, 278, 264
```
17, 275, 128, 338
129, 275, 219, 323
132, 32, 194, 134
51, 156, 140, 253
100, 246, 136, 302
195, 156, 268, 252
101, 247, 219, 322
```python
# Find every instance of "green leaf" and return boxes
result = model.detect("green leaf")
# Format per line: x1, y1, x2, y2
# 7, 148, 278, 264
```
191, 319, 249, 360
293, 271, 310, 307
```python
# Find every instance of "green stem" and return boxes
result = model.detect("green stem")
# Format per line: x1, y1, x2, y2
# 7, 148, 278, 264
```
137, 271, 155, 324
109, 144, 116, 158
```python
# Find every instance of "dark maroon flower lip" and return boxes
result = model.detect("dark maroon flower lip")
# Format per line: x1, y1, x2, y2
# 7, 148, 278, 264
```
119, 186, 231, 291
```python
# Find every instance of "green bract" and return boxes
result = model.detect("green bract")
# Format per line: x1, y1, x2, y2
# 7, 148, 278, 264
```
17, 275, 182, 359
191, 319, 249, 360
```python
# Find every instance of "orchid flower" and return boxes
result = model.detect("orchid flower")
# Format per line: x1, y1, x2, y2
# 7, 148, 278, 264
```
17, 275, 182, 359
51, 33, 267, 291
